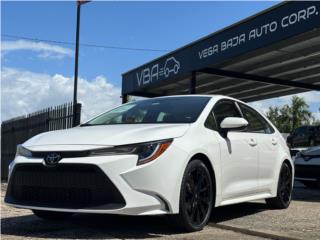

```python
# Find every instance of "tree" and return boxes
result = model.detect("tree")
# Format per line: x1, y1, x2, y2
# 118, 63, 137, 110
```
290, 96, 313, 130
266, 96, 313, 133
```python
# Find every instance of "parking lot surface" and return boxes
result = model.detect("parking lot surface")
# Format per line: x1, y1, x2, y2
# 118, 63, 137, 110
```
1, 182, 320, 240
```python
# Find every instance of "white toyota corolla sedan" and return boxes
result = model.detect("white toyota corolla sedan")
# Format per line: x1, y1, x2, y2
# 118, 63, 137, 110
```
5, 95, 293, 231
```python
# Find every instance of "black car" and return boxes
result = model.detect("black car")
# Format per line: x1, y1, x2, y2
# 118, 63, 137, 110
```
287, 125, 320, 148
294, 146, 320, 188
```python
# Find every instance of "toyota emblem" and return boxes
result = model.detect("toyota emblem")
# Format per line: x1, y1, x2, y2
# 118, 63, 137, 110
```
44, 153, 62, 166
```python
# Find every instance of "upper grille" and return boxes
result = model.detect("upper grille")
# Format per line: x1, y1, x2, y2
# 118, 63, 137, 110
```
5, 164, 125, 209
31, 150, 91, 159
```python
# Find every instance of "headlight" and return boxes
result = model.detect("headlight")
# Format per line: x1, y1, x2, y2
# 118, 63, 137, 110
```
16, 145, 32, 158
90, 139, 173, 165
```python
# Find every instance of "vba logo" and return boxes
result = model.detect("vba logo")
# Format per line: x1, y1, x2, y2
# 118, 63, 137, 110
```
136, 57, 180, 87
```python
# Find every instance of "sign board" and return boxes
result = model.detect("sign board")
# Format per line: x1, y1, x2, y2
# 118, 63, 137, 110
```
122, 1, 320, 95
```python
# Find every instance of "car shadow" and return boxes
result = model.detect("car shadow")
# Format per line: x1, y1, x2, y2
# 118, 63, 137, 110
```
1, 213, 178, 239
210, 201, 268, 223
1, 202, 269, 239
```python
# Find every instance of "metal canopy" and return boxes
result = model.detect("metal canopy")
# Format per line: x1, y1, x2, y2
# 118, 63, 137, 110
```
122, 1, 320, 103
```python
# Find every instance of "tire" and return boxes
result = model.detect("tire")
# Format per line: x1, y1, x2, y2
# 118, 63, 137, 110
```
32, 210, 73, 220
266, 162, 292, 209
169, 159, 214, 232
301, 181, 320, 189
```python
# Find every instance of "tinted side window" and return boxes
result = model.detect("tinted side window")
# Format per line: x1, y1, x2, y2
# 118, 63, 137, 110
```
298, 127, 306, 134
239, 103, 274, 134
213, 100, 241, 128
294, 127, 302, 135
205, 112, 218, 130
308, 126, 315, 133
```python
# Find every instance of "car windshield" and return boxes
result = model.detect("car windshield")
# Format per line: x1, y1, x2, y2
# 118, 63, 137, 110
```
83, 96, 210, 125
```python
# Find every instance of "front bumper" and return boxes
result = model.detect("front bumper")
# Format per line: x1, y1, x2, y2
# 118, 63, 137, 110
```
5, 143, 188, 215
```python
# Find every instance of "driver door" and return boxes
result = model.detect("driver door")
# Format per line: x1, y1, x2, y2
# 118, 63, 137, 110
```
208, 100, 259, 201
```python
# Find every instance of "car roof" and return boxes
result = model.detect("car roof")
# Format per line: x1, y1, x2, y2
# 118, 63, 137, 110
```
149, 94, 239, 102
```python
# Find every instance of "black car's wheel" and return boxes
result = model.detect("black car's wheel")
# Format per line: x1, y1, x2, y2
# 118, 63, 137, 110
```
32, 210, 73, 220
301, 181, 320, 189
169, 160, 213, 232
266, 162, 292, 209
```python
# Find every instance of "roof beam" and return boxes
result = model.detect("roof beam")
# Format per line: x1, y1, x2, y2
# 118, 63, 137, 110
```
129, 91, 163, 98
198, 68, 320, 91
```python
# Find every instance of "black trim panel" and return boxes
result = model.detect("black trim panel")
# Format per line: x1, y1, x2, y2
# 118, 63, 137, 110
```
5, 163, 126, 210
295, 164, 320, 180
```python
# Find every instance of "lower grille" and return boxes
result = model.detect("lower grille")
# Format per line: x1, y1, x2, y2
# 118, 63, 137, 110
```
5, 164, 125, 209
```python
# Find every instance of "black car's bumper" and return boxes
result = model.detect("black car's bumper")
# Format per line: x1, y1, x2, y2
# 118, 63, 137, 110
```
295, 164, 320, 181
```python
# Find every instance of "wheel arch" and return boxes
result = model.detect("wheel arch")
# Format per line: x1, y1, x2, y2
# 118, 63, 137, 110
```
283, 159, 293, 174
276, 158, 294, 191
283, 158, 294, 183
189, 153, 217, 206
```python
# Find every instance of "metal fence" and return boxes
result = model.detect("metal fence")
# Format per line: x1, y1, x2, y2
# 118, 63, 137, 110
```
1, 102, 81, 180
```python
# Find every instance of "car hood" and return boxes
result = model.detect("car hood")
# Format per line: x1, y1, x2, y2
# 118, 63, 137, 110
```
294, 146, 320, 162
24, 124, 190, 148
300, 146, 320, 157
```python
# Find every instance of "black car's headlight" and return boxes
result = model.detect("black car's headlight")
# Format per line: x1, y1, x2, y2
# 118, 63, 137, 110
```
16, 145, 32, 158
89, 139, 173, 165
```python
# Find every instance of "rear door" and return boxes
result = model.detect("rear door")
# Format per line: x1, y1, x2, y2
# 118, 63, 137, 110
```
238, 102, 279, 192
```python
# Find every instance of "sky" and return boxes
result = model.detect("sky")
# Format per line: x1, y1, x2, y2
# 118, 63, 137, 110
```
1, 1, 319, 122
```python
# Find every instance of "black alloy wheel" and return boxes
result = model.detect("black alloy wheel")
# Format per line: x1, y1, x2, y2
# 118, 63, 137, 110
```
266, 162, 292, 209
169, 160, 213, 232
278, 163, 292, 204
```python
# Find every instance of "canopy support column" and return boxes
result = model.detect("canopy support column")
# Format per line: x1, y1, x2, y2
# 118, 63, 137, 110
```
189, 71, 197, 94
122, 94, 128, 104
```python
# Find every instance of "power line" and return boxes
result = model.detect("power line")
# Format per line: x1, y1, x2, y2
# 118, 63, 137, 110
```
1, 34, 170, 53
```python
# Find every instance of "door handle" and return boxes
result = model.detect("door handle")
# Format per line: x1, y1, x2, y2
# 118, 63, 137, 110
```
271, 138, 278, 145
248, 138, 257, 147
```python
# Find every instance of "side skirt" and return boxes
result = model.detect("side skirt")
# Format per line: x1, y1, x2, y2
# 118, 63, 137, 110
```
218, 192, 273, 207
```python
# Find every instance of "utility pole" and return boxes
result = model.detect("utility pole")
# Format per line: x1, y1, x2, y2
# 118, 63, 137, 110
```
73, 0, 90, 127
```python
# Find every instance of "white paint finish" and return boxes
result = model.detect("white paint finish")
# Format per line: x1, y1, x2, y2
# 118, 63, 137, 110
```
217, 131, 259, 200
220, 117, 248, 129
24, 123, 190, 147
256, 133, 280, 188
